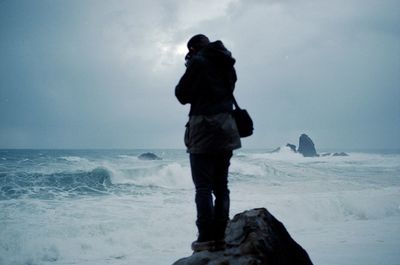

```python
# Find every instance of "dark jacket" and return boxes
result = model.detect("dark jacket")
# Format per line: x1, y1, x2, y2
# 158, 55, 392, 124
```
175, 41, 241, 153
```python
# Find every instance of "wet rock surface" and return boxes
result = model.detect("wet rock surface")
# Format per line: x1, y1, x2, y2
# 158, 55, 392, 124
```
298, 134, 318, 157
173, 208, 313, 265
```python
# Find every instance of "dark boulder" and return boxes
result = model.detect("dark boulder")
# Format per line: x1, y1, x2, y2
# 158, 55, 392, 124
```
297, 134, 318, 157
138, 152, 161, 160
320, 153, 331, 157
173, 208, 313, 265
286, 143, 297, 153
320, 152, 349, 157
332, 152, 349, 157
271, 144, 296, 153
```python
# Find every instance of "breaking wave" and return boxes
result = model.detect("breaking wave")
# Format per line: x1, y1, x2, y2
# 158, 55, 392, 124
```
0, 167, 113, 199
117, 163, 192, 189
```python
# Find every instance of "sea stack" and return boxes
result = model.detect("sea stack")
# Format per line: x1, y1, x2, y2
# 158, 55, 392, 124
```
298, 134, 318, 157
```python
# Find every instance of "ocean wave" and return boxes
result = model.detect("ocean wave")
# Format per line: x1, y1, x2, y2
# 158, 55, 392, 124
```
0, 167, 113, 200
59, 156, 89, 163
264, 187, 400, 225
111, 163, 192, 189
0, 160, 194, 200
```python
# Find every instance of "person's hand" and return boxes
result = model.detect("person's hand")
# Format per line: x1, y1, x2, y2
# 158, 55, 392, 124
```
185, 52, 193, 67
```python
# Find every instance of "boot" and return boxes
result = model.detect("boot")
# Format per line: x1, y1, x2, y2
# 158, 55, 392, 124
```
191, 223, 214, 252
191, 240, 215, 252
213, 220, 227, 241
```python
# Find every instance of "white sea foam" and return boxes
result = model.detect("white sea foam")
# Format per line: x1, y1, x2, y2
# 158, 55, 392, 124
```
0, 149, 399, 265
131, 162, 192, 189
107, 162, 192, 189
59, 156, 86, 162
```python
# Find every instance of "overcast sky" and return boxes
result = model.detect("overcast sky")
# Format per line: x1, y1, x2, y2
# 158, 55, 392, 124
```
0, 0, 399, 150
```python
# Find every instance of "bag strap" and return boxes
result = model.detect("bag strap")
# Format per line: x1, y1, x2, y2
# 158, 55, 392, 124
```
232, 94, 241, 110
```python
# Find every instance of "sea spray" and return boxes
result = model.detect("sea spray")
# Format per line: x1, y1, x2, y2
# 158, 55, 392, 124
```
0, 149, 399, 265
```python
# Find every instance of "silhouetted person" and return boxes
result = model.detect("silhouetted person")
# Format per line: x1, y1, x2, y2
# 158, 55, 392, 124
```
175, 34, 241, 252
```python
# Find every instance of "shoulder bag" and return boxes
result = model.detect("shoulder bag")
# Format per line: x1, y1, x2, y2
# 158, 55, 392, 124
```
232, 95, 254, 138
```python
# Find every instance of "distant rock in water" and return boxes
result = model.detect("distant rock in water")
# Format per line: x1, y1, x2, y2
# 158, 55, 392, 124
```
173, 208, 313, 265
298, 134, 318, 157
272, 134, 349, 158
271, 147, 281, 153
286, 143, 297, 152
270, 147, 281, 153
320, 152, 349, 157
332, 152, 349, 157
138, 152, 161, 160
271, 144, 297, 153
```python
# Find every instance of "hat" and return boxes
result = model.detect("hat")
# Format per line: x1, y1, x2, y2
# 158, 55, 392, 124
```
187, 34, 210, 51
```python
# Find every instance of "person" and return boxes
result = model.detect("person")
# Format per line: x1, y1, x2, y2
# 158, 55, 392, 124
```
175, 34, 241, 252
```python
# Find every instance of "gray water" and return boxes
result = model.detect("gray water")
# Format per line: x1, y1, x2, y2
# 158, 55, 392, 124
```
1, 148, 399, 265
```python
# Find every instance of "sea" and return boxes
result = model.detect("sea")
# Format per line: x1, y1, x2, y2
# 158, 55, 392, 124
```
0, 148, 399, 265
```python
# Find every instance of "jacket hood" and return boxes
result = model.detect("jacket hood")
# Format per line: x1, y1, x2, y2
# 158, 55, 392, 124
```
198, 40, 235, 67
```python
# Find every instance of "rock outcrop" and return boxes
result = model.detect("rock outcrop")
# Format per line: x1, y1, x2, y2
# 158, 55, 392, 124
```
138, 152, 161, 160
271, 147, 281, 153
332, 152, 349, 157
271, 144, 296, 153
297, 134, 318, 157
173, 208, 313, 265
321, 152, 349, 157
286, 143, 297, 153
272, 134, 349, 158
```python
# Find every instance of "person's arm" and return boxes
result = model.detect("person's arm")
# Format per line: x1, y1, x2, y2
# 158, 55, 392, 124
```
230, 67, 237, 91
175, 58, 202, 104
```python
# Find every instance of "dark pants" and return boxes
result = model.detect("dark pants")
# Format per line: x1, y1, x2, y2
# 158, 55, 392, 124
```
189, 151, 232, 242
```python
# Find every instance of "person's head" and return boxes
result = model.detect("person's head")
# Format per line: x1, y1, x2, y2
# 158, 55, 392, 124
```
187, 34, 210, 53
184, 34, 210, 66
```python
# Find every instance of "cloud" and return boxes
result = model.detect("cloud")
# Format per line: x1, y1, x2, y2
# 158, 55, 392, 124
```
181, 0, 400, 148
0, 0, 399, 149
